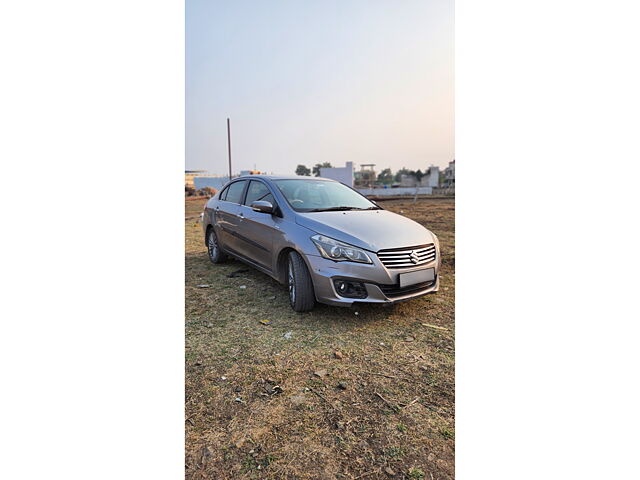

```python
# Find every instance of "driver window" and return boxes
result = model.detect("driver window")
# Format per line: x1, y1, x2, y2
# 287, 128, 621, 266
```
245, 181, 274, 206
224, 181, 247, 204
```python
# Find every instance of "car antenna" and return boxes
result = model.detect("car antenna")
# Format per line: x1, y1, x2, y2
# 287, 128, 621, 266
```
227, 117, 232, 180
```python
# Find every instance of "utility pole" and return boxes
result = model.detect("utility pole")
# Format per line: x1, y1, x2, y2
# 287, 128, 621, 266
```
227, 118, 232, 180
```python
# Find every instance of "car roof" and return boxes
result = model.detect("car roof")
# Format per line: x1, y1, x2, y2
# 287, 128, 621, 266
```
231, 175, 337, 182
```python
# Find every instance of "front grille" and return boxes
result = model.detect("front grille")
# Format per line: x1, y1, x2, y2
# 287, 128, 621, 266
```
377, 244, 436, 269
378, 280, 436, 298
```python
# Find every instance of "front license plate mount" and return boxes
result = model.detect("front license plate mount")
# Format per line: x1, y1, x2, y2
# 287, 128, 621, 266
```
399, 268, 435, 288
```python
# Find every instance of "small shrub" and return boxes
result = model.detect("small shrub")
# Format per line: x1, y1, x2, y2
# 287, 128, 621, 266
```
196, 187, 218, 198
185, 185, 196, 196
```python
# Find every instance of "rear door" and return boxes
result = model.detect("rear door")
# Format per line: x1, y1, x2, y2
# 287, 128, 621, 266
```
214, 180, 248, 253
235, 180, 279, 270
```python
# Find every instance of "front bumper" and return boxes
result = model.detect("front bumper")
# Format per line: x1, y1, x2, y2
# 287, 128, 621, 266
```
305, 253, 440, 307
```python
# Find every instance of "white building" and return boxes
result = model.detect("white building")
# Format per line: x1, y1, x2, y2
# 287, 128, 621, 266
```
443, 160, 455, 187
319, 161, 354, 187
420, 166, 440, 187
193, 170, 267, 191
193, 176, 230, 191
399, 166, 440, 187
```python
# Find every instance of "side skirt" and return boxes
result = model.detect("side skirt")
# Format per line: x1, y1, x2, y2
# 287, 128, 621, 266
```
221, 246, 277, 280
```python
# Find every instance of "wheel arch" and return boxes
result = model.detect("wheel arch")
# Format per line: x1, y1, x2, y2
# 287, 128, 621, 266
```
275, 247, 296, 284
275, 246, 315, 285
204, 223, 213, 247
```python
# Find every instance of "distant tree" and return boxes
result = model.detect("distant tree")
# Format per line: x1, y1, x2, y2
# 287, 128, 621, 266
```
377, 168, 393, 184
415, 169, 424, 183
313, 162, 333, 177
394, 167, 413, 183
295, 164, 311, 176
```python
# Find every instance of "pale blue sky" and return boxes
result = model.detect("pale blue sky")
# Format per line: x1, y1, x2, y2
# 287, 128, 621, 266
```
186, 0, 453, 175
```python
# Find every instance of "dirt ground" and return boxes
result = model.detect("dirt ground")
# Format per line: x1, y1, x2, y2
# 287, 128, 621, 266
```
185, 196, 455, 480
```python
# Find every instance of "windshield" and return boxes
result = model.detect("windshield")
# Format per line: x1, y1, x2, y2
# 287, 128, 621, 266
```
273, 179, 380, 212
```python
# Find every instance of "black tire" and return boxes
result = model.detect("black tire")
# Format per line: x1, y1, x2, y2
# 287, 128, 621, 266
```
287, 251, 316, 312
207, 228, 227, 264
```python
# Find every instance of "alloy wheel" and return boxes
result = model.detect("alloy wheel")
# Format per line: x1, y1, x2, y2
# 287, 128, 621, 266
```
208, 231, 218, 260
288, 260, 296, 304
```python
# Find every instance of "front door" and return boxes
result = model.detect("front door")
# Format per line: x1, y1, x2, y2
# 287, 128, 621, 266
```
234, 180, 278, 270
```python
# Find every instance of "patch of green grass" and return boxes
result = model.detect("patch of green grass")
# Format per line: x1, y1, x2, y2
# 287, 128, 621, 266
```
396, 423, 407, 433
439, 426, 455, 440
408, 467, 425, 479
242, 455, 258, 472
259, 454, 275, 468
384, 446, 406, 458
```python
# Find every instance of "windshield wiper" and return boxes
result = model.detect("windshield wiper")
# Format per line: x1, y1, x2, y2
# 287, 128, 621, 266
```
307, 205, 382, 212
307, 206, 358, 212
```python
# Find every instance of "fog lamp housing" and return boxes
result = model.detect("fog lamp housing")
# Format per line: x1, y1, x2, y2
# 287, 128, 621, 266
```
333, 279, 368, 299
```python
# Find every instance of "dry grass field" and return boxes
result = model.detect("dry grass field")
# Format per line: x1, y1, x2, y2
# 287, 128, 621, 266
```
185, 196, 455, 480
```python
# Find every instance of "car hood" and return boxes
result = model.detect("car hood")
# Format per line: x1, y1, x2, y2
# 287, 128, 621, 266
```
295, 209, 434, 252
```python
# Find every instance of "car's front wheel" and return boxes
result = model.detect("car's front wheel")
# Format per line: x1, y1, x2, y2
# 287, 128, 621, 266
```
207, 228, 227, 264
287, 251, 316, 312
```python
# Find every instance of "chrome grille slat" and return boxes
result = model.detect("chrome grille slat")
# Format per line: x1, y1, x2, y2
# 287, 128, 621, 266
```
379, 254, 434, 261
382, 254, 435, 261
379, 248, 434, 255
378, 250, 434, 260
378, 248, 434, 256
377, 243, 436, 269
383, 262, 430, 268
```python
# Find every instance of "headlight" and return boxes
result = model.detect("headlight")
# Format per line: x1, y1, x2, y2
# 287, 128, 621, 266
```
310, 234, 372, 264
432, 233, 441, 268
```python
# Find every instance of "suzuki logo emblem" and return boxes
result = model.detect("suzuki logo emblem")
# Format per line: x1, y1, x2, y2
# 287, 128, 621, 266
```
410, 250, 420, 264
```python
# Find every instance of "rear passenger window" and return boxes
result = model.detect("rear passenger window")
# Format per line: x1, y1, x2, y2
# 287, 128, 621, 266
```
218, 186, 228, 201
244, 181, 274, 206
224, 181, 247, 204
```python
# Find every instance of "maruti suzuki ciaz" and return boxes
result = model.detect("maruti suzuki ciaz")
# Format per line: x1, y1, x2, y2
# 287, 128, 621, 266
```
202, 176, 440, 312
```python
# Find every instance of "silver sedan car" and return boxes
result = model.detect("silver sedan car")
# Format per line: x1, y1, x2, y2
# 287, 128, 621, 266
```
202, 175, 440, 312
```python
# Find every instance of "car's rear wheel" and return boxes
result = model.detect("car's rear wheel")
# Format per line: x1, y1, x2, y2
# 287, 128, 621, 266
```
207, 228, 227, 264
287, 251, 315, 312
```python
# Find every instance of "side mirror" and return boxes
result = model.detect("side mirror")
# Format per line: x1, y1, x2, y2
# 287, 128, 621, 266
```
251, 200, 274, 214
